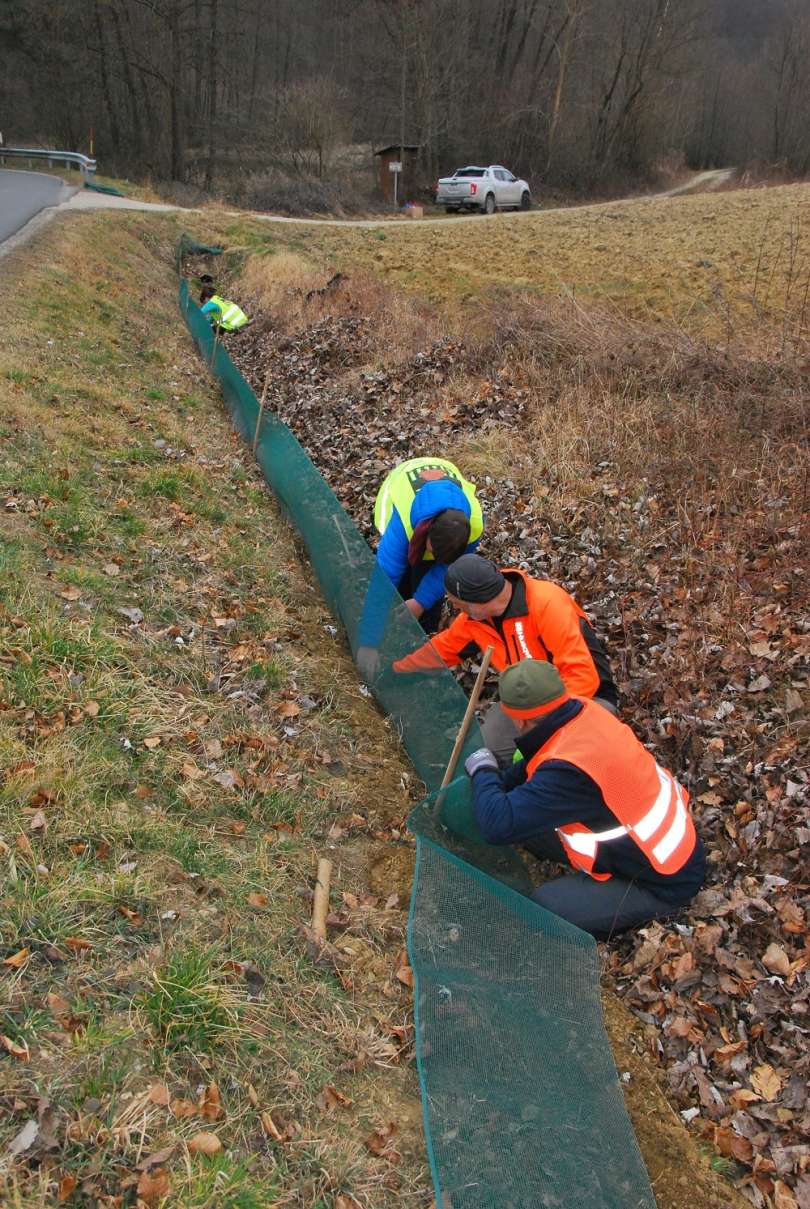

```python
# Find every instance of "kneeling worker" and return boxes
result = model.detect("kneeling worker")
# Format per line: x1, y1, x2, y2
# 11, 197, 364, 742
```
457, 661, 704, 938
199, 284, 249, 332
393, 553, 617, 762
356, 458, 483, 682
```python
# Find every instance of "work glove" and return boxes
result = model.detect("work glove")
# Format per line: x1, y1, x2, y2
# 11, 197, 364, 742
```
356, 645, 381, 684
464, 748, 499, 778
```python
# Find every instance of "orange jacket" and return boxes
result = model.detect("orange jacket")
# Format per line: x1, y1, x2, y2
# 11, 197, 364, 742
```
527, 699, 697, 879
393, 569, 616, 704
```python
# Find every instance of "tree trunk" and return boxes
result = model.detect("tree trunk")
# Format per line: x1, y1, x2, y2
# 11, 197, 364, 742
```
546, 5, 577, 174
248, 1, 262, 122
169, 0, 185, 180
94, 0, 121, 154
110, 1, 145, 162
194, 0, 203, 117
204, 0, 218, 189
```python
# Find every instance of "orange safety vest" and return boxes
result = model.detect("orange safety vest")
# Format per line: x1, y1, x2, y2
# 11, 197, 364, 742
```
394, 569, 603, 699
526, 699, 697, 880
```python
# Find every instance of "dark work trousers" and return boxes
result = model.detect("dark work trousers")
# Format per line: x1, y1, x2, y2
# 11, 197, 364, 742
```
524, 832, 687, 940
398, 564, 443, 634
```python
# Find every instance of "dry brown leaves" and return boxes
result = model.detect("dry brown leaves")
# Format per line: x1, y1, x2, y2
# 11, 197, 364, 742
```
231, 296, 810, 1205
187, 1131, 221, 1155
365, 1120, 400, 1162
136, 1166, 170, 1204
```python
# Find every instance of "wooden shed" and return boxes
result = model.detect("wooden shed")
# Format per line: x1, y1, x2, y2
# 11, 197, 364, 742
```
374, 143, 419, 204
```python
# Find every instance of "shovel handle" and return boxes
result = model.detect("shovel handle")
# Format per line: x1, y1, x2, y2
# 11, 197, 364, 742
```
434, 645, 494, 816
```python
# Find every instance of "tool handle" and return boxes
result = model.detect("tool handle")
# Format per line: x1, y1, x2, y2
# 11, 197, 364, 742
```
434, 644, 494, 817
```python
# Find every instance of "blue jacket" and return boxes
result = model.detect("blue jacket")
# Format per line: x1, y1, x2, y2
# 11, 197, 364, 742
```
470, 700, 705, 902
359, 478, 480, 647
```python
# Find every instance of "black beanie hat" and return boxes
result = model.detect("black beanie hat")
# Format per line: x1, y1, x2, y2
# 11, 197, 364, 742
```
444, 554, 506, 603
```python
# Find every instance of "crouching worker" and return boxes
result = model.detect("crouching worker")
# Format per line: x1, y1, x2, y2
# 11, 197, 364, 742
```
456, 660, 704, 938
199, 284, 249, 332
356, 458, 483, 683
393, 554, 617, 763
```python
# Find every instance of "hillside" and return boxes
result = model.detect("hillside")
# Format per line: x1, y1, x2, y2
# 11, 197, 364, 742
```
1, 182, 806, 1209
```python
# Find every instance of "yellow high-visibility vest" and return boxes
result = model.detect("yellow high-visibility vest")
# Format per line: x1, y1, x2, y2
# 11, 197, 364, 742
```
209, 295, 248, 331
373, 457, 483, 557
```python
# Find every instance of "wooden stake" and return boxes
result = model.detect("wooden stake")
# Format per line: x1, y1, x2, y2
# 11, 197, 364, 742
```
252, 371, 270, 453
209, 324, 220, 369
311, 857, 333, 943
434, 644, 494, 817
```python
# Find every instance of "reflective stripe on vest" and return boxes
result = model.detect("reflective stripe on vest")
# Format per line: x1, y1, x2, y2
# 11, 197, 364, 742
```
526, 699, 697, 879
373, 457, 483, 554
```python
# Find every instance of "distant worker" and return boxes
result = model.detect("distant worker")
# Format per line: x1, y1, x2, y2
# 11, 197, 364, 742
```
356, 458, 484, 683
393, 553, 616, 763
199, 284, 249, 332
455, 661, 705, 938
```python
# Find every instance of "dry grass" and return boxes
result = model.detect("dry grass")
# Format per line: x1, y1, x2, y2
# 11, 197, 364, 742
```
217, 234, 793, 1209
226, 225, 808, 638
4, 180, 801, 1205
0, 212, 429, 1207
235, 247, 445, 365
295, 182, 810, 343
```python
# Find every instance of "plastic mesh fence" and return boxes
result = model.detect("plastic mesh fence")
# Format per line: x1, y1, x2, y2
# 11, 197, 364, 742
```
410, 784, 657, 1208
177, 236, 657, 1208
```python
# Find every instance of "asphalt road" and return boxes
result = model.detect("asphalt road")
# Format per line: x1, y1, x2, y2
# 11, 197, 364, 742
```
0, 169, 74, 242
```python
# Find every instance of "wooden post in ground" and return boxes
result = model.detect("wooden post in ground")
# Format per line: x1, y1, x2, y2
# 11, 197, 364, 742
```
433, 645, 494, 819
311, 857, 333, 944
209, 324, 220, 370
252, 371, 270, 453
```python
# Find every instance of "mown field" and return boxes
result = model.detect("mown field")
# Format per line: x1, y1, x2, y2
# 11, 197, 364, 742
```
290, 182, 810, 341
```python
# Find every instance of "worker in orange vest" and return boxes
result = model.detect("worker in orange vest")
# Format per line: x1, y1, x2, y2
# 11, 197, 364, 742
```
454, 660, 704, 938
393, 553, 617, 764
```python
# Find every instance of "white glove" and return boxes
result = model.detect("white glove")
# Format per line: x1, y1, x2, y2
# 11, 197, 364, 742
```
464, 748, 499, 778
356, 645, 381, 684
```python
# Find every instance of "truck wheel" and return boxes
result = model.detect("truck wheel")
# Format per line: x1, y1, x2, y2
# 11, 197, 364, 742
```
482, 193, 496, 215
520, 191, 531, 210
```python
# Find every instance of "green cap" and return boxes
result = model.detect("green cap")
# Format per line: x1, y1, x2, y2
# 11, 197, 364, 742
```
499, 660, 568, 718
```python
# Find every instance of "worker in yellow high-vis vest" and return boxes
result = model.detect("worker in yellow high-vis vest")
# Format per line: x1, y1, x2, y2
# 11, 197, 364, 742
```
199, 284, 249, 332
356, 456, 484, 682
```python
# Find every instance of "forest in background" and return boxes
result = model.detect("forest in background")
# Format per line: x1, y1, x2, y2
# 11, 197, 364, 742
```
2, 0, 810, 208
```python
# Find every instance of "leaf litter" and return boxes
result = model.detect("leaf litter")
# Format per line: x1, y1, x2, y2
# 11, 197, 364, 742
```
228, 265, 809, 1207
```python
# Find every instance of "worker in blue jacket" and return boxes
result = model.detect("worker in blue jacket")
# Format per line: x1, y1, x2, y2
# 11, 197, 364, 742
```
356, 457, 483, 683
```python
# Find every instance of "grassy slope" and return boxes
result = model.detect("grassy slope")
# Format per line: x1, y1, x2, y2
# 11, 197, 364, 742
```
0, 212, 427, 1208
0, 188, 781, 1209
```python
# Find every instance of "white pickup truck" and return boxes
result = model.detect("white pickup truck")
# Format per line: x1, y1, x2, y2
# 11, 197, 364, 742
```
435, 165, 531, 214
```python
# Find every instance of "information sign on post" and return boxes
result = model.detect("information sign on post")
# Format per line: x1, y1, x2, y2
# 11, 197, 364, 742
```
389, 160, 402, 206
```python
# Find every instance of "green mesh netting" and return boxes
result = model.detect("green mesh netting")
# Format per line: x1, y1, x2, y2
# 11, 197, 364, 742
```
410, 784, 657, 1208
177, 236, 657, 1209
83, 180, 125, 196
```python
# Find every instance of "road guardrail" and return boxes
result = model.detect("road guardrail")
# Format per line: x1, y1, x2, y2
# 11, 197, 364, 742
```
0, 147, 97, 177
